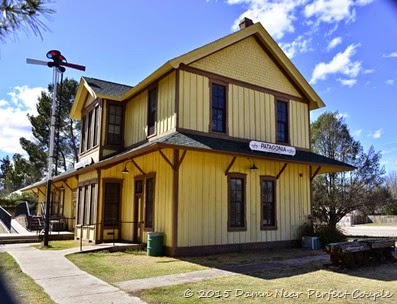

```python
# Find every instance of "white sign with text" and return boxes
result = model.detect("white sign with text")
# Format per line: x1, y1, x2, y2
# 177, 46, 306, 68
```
249, 140, 296, 156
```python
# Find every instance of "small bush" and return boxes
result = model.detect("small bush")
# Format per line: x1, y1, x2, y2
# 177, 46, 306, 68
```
315, 225, 347, 247
297, 221, 315, 239
297, 221, 347, 248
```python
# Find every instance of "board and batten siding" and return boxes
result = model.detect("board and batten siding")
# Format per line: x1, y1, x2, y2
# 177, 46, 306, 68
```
99, 151, 174, 246
228, 84, 275, 143
178, 71, 210, 132
177, 151, 311, 247
124, 72, 177, 147
178, 71, 310, 149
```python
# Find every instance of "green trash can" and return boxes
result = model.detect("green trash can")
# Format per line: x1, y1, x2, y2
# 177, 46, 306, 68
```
147, 232, 164, 256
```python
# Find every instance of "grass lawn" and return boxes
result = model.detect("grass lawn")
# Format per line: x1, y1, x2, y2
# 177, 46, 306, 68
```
137, 265, 397, 304
67, 247, 397, 303
67, 250, 209, 283
0, 252, 55, 304
32, 240, 81, 250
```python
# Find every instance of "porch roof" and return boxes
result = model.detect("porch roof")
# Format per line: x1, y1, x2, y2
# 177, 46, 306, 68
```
153, 132, 356, 175
19, 132, 355, 193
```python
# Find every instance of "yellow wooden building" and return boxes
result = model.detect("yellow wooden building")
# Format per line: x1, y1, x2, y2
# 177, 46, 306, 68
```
22, 18, 354, 256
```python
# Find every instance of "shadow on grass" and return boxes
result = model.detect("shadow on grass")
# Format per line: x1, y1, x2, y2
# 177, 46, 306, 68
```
179, 247, 397, 282
0, 271, 18, 304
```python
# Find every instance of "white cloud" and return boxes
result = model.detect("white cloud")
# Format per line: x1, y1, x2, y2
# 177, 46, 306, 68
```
229, 0, 306, 39
386, 79, 395, 85
327, 37, 342, 50
310, 43, 361, 83
356, 0, 374, 5
337, 78, 357, 87
0, 86, 45, 155
279, 36, 312, 58
371, 129, 383, 139
363, 69, 374, 74
304, 0, 358, 24
383, 52, 397, 58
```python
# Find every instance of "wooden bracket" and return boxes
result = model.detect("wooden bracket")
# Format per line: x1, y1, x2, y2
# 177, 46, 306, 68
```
311, 166, 321, 181
131, 159, 145, 175
159, 149, 175, 170
225, 156, 237, 175
276, 163, 288, 180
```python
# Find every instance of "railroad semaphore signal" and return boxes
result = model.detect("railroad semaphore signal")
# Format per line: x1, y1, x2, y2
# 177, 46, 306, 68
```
27, 51, 85, 247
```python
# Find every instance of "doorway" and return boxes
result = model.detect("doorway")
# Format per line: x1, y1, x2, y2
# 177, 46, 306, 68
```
133, 179, 144, 242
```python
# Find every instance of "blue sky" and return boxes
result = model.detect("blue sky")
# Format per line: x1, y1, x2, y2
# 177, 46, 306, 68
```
1, 0, 397, 174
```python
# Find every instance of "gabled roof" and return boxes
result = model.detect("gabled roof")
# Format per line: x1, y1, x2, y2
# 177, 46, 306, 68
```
84, 77, 132, 97
70, 77, 132, 119
71, 21, 325, 120
120, 22, 325, 110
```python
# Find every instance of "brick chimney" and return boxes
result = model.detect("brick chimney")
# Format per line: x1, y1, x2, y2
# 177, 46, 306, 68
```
239, 17, 254, 30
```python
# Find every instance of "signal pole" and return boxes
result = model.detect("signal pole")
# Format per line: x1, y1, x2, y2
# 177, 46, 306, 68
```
27, 51, 85, 247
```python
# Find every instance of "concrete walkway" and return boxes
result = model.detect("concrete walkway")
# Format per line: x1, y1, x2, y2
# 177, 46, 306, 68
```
3, 243, 146, 304
1, 242, 331, 304
341, 225, 397, 237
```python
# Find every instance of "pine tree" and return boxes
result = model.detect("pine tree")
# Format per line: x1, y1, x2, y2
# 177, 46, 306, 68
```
20, 78, 80, 182
0, 0, 54, 42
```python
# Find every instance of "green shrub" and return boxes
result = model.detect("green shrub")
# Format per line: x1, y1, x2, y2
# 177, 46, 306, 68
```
297, 221, 347, 248
314, 225, 347, 247
297, 220, 315, 239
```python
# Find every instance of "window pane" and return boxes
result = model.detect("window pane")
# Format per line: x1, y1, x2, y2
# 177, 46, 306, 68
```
107, 104, 122, 145
104, 183, 120, 226
78, 187, 84, 225
147, 88, 157, 136
261, 179, 275, 227
277, 101, 288, 143
145, 178, 154, 228
229, 177, 245, 228
211, 84, 226, 133
90, 184, 96, 225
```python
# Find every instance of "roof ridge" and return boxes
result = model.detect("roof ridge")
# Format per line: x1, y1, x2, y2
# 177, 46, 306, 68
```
83, 76, 133, 88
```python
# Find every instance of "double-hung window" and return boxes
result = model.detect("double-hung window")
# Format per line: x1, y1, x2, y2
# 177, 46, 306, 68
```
276, 100, 289, 144
211, 83, 227, 133
107, 104, 123, 146
261, 177, 276, 229
77, 181, 97, 226
228, 174, 246, 230
81, 103, 100, 153
103, 181, 121, 227
147, 87, 157, 137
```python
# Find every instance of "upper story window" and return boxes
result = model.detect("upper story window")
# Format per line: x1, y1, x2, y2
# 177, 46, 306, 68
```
81, 103, 100, 153
147, 87, 157, 137
211, 83, 227, 133
107, 104, 123, 146
276, 100, 289, 144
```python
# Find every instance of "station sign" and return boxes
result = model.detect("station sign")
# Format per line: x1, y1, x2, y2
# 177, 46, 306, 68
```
249, 140, 296, 156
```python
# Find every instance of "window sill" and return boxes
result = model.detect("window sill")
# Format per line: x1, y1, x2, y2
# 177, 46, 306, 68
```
228, 227, 247, 232
261, 226, 277, 231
